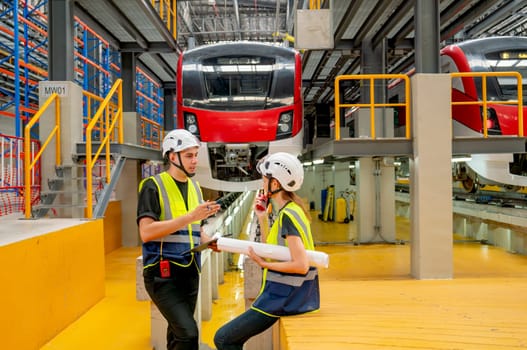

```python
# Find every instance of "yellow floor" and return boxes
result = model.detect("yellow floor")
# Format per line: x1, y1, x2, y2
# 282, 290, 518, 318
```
41, 215, 527, 349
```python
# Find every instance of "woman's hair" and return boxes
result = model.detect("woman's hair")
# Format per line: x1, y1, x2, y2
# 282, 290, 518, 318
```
283, 191, 312, 222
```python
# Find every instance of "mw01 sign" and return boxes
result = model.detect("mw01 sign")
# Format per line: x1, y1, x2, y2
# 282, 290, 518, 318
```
40, 82, 69, 97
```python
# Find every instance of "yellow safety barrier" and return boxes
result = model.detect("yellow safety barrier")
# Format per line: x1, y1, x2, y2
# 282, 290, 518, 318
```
85, 79, 123, 219
24, 93, 61, 219
450, 71, 524, 137
334, 74, 411, 140
152, 0, 177, 39
309, 0, 322, 9
140, 116, 162, 149
83, 90, 120, 143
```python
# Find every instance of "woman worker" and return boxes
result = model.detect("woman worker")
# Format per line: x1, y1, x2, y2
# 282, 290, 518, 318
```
214, 151, 320, 350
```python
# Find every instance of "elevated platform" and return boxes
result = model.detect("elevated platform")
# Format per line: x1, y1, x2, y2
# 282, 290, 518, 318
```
309, 136, 527, 159
75, 142, 163, 161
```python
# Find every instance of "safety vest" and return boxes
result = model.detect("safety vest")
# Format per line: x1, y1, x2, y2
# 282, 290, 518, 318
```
139, 171, 203, 271
251, 202, 320, 317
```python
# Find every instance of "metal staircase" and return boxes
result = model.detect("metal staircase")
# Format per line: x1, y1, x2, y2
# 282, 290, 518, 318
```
32, 155, 127, 219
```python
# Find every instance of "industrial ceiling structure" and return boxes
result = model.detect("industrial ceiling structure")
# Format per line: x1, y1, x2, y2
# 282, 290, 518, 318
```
75, 0, 527, 117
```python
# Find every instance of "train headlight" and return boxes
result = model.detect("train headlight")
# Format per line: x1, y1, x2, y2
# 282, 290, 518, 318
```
188, 124, 198, 134
184, 112, 200, 137
280, 113, 292, 123
186, 114, 196, 124
276, 111, 293, 139
279, 123, 290, 133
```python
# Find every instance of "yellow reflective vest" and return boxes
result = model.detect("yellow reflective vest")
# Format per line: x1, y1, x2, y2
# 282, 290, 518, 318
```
251, 202, 320, 317
139, 171, 203, 270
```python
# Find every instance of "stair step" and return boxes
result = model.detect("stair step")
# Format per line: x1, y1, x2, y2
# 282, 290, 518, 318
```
41, 189, 88, 195
33, 203, 88, 209
70, 176, 106, 181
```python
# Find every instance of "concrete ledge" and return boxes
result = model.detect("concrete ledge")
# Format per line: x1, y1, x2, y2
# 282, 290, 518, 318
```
396, 192, 527, 227
396, 192, 527, 254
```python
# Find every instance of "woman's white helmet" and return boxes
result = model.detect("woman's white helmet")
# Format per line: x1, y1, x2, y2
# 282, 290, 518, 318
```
257, 152, 304, 192
162, 129, 200, 156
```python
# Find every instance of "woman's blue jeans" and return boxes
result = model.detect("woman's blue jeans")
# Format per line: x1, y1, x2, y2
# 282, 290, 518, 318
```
214, 308, 278, 350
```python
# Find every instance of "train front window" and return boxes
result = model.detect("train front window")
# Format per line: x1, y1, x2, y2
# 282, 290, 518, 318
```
485, 50, 527, 103
182, 55, 295, 110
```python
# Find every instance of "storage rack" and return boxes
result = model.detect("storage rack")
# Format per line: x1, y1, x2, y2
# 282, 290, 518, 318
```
0, 0, 48, 137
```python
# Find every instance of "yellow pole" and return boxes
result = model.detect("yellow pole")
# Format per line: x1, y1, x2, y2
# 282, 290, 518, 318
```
516, 72, 524, 137
86, 126, 93, 219
404, 76, 411, 138
24, 94, 60, 219
335, 76, 341, 140
482, 76, 488, 138
370, 77, 375, 139
118, 82, 123, 143
24, 118, 32, 219
55, 97, 61, 166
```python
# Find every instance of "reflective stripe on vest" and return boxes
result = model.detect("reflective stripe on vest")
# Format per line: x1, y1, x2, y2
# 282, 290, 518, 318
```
266, 269, 318, 287
152, 233, 201, 244
139, 172, 203, 269
270, 203, 314, 250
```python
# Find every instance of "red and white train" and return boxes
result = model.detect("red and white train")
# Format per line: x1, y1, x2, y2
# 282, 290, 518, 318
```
176, 41, 303, 191
390, 36, 527, 191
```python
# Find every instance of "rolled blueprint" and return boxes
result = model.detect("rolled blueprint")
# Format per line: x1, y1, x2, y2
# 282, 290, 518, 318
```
217, 237, 329, 268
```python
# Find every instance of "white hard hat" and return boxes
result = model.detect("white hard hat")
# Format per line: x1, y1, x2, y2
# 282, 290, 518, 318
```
257, 152, 304, 192
162, 129, 200, 156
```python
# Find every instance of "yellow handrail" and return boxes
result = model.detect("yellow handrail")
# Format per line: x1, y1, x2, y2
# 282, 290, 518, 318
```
450, 71, 524, 137
83, 90, 120, 142
24, 93, 61, 219
309, 0, 322, 9
140, 116, 162, 149
151, 0, 177, 39
334, 74, 411, 140
85, 79, 123, 219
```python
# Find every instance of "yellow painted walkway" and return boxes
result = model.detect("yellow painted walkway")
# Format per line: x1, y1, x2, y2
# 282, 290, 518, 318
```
41, 215, 527, 349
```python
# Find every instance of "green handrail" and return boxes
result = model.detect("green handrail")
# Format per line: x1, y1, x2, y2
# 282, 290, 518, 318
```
24, 93, 61, 219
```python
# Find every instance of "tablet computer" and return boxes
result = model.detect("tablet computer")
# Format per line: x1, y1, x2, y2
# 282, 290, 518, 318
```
181, 237, 219, 255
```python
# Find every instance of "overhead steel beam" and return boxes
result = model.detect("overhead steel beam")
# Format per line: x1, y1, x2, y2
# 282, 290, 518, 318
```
440, 0, 497, 41
354, 0, 398, 47
139, 53, 176, 81
73, 4, 120, 48
130, 0, 179, 51
372, 0, 413, 48
77, 0, 148, 50
466, 0, 525, 37
120, 41, 176, 53
333, 0, 365, 46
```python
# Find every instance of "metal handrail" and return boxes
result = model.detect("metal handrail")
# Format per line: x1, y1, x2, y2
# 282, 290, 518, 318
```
24, 93, 61, 219
309, 0, 322, 9
152, 0, 177, 38
450, 71, 524, 137
140, 116, 162, 149
83, 90, 119, 142
334, 74, 411, 140
85, 79, 123, 219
